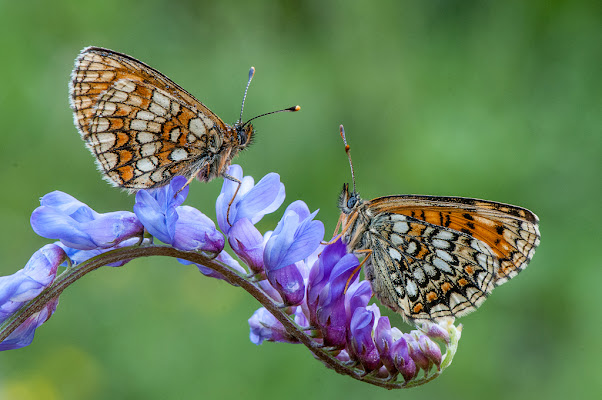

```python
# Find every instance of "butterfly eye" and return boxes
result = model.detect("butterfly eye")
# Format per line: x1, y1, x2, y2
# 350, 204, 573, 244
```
237, 127, 248, 145
347, 197, 357, 209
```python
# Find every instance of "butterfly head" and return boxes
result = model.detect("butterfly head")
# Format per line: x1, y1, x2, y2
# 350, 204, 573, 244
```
338, 183, 362, 215
234, 122, 254, 150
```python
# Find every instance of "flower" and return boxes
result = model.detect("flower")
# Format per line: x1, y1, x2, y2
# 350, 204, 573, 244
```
392, 336, 418, 382
263, 201, 324, 305
0, 244, 67, 350
263, 201, 324, 272
248, 306, 307, 345
348, 305, 382, 371
134, 176, 224, 253
311, 249, 360, 348
227, 218, 265, 273
216, 165, 285, 234
31, 191, 143, 250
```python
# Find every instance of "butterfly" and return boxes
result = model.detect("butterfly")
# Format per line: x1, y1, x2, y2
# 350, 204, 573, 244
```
335, 125, 540, 323
69, 46, 299, 191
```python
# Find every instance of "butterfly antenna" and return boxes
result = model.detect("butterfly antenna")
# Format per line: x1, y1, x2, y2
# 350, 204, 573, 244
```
242, 105, 300, 127
238, 67, 255, 124
339, 124, 357, 193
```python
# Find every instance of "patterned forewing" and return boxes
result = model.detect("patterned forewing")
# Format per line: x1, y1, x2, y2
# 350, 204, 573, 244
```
87, 78, 229, 188
69, 47, 234, 189
364, 212, 498, 321
368, 195, 540, 285
70, 47, 224, 136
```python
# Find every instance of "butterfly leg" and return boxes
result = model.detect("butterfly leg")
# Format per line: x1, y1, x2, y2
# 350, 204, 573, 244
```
222, 172, 242, 226
322, 212, 360, 245
322, 214, 345, 245
344, 250, 372, 293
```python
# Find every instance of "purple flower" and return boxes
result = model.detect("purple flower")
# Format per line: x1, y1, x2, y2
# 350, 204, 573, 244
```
216, 165, 285, 234
262, 201, 324, 305
0, 244, 66, 350
403, 331, 443, 372
348, 306, 381, 372
374, 317, 396, 374
313, 251, 360, 348
422, 321, 451, 344
345, 280, 372, 323
249, 307, 307, 345
392, 336, 418, 382
306, 239, 348, 325
263, 201, 324, 272
31, 191, 143, 250
227, 218, 266, 273
404, 333, 431, 372
134, 176, 224, 253
264, 261, 306, 306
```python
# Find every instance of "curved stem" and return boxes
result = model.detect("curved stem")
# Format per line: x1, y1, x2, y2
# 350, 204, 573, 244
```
0, 244, 453, 389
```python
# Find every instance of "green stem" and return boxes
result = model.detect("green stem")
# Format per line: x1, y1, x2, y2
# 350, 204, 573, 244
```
0, 244, 457, 389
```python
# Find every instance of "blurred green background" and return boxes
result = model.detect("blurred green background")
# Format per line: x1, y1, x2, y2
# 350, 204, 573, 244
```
1, 1, 600, 399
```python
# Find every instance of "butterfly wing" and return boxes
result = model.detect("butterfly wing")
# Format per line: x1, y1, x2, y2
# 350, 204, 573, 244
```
357, 195, 540, 322
69, 47, 232, 189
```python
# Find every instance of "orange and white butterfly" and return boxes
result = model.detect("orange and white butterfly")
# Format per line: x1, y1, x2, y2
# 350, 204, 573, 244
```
336, 125, 540, 323
69, 46, 299, 191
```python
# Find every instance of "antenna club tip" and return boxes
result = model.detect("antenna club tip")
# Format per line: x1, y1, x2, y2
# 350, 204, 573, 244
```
345, 145, 350, 151
248, 66, 255, 78
293, 105, 301, 111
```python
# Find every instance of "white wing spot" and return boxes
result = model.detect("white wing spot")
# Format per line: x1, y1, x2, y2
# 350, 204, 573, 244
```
189, 118, 206, 137
170, 148, 188, 162
435, 230, 455, 240
126, 95, 143, 107
99, 152, 118, 169
114, 79, 136, 93
91, 132, 116, 152
109, 90, 128, 103
153, 91, 170, 109
406, 279, 418, 297
389, 247, 402, 261
99, 101, 116, 115
130, 120, 148, 131
413, 267, 426, 283
137, 131, 155, 144
436, 249, 454, 262
433, 257, 452, 273
136, 158, 156, 172
140, 142, 161, 157
149, 102, 167, 117
406, 241, 417, 255
390, 233, 403, 245
432, 239, 450, 249
393, 221, 410, 234
169, 128, 181, 143
93, 117, 110, 132
151, 167, 167, 182
147, 121, 161, 133
137, 110, 155, 120
423, 263, 437, 277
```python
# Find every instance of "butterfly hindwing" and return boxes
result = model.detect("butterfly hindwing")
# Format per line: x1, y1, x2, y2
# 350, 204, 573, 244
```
364, 212, 498, 321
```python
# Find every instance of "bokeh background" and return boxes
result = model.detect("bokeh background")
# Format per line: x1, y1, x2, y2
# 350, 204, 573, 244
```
1, 1, 600, 399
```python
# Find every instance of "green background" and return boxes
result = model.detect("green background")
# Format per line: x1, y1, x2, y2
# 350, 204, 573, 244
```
1, 1, 600, 399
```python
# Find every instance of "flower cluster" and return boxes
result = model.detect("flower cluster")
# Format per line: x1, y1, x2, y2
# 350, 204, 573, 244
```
249, 238, 455, 382
0, 165, 461, 387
